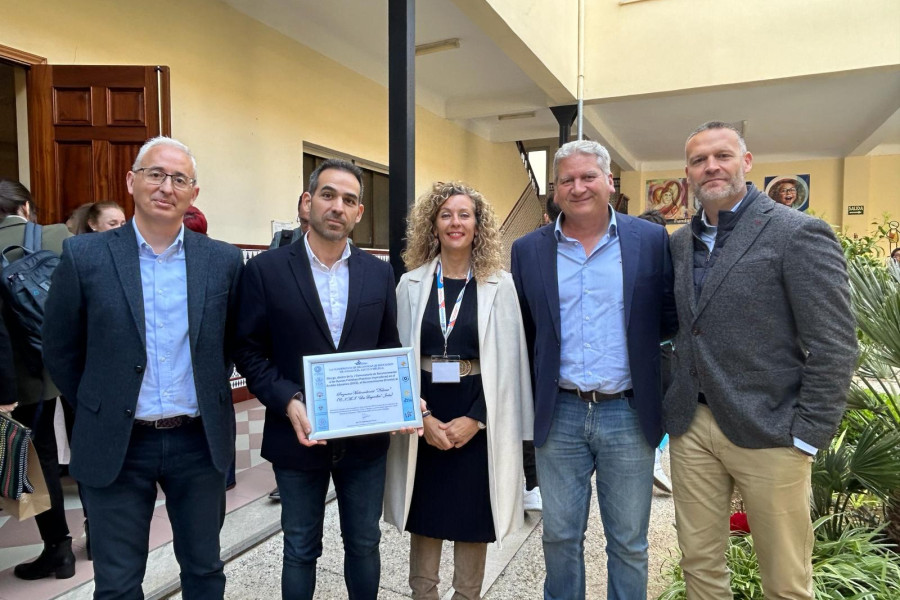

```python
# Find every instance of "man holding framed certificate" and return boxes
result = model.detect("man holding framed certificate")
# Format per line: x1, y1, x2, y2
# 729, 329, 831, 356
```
234, 159, 402, 599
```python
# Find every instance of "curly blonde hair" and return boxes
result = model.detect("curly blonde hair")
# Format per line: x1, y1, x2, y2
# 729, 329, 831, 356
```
402, 181, 502, 280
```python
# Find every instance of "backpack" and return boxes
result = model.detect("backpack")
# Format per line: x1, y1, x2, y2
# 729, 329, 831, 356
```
0, 223, 60, 376
278, 228, 295, 248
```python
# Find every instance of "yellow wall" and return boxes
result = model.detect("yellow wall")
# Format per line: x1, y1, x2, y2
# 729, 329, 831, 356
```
476, 0, 578, 97
585, 0, 900, 99
0, 0, 527, 244
843, 155, 900, 243
621, 155, 898, 239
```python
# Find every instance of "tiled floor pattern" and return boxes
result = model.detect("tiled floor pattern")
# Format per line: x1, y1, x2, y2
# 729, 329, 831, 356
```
0, 399, 274, 600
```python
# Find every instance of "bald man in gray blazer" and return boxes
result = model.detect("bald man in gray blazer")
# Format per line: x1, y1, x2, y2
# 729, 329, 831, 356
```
665, 121, 857, 600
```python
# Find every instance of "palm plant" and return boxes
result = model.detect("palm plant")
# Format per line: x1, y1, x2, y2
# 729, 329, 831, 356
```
845, 258, 900, 546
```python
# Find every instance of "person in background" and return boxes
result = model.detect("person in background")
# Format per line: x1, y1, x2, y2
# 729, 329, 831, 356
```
75, 201, 126, 234
637, 208, 674, 494
183, 205, 208, 236
0, 179, 75, 580
65, 203, 92, 234
0, 300, 15, 410
269, 193, 311, 249
666, 121, 857, 599
182, 204, 238, 493
266, 193, 310, 502
890, 247, 900, 264
385, 181, 533, 599
43, 137, 244, 599
541, 193, 561, 227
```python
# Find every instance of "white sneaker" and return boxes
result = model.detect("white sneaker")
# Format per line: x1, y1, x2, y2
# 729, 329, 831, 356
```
523, 486, 543, 511
653, 460, 672, 494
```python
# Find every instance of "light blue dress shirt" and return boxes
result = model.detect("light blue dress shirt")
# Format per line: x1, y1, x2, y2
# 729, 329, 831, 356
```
133, 221, 198, 420
556, 208, 632, 394
304, 234, 351, 348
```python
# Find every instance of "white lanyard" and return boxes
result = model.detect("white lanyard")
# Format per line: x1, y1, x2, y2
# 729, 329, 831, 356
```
436, 259, 472, 357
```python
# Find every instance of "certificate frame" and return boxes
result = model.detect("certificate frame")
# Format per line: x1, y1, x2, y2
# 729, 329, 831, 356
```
303, 347, 421, 440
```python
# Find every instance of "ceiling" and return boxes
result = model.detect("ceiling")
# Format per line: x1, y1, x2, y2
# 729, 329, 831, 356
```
222, 0, 900, 171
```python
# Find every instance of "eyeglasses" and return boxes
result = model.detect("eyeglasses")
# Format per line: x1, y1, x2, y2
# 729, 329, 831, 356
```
135, 168, 196, 191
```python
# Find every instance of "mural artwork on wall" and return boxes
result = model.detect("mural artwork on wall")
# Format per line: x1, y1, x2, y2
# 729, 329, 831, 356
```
645, 178, 691, 224
764, 174, 810, 212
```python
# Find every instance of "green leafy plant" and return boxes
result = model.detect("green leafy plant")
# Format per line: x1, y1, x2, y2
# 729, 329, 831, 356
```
658, 517, 900, 599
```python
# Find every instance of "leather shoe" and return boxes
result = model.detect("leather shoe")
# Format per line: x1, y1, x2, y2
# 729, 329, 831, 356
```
14, 537, 76, 580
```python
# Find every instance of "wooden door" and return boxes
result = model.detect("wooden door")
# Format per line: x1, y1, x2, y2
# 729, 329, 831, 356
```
27, 65, 170, 224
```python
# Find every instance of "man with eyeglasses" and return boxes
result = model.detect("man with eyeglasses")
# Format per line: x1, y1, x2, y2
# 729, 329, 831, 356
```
43, 136, 244, 599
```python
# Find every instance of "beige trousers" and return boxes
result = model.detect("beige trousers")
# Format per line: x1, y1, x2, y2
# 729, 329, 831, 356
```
409, 533, 487, 600
670, 404, 814, 600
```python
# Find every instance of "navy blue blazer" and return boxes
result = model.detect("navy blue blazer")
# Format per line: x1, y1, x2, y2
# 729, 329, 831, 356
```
233, 242, 400, 470
510, 213, 677, 448
42, 224, 244, 488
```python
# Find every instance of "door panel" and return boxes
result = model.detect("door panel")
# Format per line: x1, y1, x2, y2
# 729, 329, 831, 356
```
28, 65, 170, 224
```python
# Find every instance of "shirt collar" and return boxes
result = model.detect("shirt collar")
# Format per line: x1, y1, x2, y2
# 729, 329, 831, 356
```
554, 205, 618, 241
700, 196, 745, 233
132, 220, 185, 255
304, 233, 351, 269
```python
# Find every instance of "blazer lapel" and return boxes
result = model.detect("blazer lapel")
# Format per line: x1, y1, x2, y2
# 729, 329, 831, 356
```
183, 230, 209, 351
476, 272, 500, 344
695, 203, 772, 316
288, 244, 334, 347
108, 224, 146, 344
337, 247, 365, 349
407, 259, 438, 359
672, 227, 697, 316
535, 227, 562, 342
616, 215, 641, 328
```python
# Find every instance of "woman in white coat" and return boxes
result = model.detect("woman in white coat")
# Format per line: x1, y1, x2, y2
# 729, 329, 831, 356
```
384, 181, 533, 599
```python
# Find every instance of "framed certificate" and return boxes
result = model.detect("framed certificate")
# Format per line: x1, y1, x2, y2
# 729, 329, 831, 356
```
303, 347, 421, 440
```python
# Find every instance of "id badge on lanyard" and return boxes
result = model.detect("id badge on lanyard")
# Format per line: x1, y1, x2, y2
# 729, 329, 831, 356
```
431, 259, 471, 384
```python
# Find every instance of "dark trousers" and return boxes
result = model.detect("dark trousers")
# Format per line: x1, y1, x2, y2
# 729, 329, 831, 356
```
14, 399, 70, 544
523, 440, 539, 490
274, 453, 387, 600
80, 420, 226, 600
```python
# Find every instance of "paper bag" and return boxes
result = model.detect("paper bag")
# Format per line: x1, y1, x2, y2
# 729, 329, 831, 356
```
0, 441, 51, 520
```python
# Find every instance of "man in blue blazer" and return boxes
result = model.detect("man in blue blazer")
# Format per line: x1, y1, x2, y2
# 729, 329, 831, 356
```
511, 140, 677, 600
43, 137, 244, 600
233, 159, 401, 599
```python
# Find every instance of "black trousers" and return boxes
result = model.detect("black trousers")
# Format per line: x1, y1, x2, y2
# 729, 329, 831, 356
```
523, 440, 539, 490
14, 399, 70, 544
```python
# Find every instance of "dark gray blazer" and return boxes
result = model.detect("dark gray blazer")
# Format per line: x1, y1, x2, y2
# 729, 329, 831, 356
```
42, 223, 244, 487
664, 193, 858, 450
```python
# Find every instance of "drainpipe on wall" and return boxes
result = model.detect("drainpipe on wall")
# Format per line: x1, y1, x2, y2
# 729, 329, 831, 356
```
576, 0, 585, 140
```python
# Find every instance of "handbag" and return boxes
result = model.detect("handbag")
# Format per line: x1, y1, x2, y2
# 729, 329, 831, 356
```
0, 411, 50, 520
0, 410, 34, 499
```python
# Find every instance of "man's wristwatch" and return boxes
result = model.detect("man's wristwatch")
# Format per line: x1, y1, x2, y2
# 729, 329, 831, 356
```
476, 420, 486, 430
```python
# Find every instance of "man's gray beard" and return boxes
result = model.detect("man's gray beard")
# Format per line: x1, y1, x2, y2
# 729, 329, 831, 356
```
691, 178, 744, 205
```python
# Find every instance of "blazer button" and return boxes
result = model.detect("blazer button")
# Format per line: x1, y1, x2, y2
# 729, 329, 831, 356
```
689, 368, 697, 376
691, 327, 701, 336
135, 365, 144, 374
124, 409, 133, 417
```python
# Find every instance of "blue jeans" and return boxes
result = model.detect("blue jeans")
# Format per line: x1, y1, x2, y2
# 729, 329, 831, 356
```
81, 420, 226, 600
535, 392, 654, 600
274, 453, 386, 600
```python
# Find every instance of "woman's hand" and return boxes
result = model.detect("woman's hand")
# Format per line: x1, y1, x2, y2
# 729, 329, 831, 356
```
441, 416, 480, 449
423, 414, 454, 450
